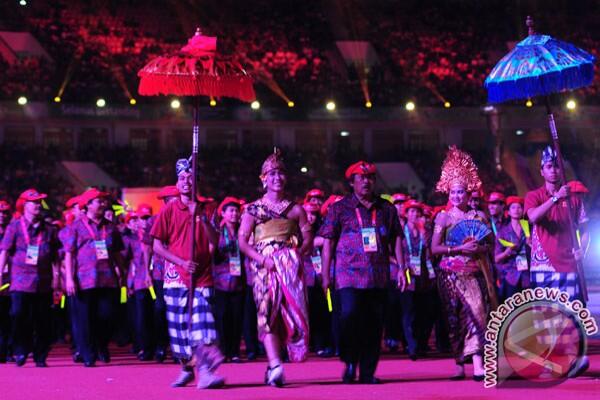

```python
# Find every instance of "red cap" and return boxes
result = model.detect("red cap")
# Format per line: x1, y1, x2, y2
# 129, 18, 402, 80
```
0, 200, 11, 211
422, 204, 433, 217
217, 196, 242, 216
304, 188, 325, 202
345, 161, 376, 179
78, 188, 110, 207
19, 189, 47, 202
506, 196, 524, 207
303, 202, 320, 214
568, 181, 589, 194
157, 185, 179, 200
401, 199, 424, 217
391, 193, 410, 203
321, 195, 343, 217
63, 210, 76, 226
65, 196, 80, 209
487, 192, 506, 203
137, 203, 153, 218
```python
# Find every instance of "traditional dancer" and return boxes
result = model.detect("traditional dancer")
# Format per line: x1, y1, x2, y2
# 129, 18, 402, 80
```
431, 146, 491, 381
150, 158, 224, 389
320, 161, 406, 384
0, 190, 60, 367
238, 149, 311, 387
524, 145, 590, 377
494, 196, 530, 302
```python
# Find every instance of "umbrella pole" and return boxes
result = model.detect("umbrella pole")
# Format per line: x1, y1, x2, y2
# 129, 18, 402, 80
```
544, 97, 589, 302
188, 97, 200, 338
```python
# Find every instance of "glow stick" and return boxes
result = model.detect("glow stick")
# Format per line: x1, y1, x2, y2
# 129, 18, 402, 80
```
499, 238, 515, 248
405, 269, 411, 285
519, 220, 530, 238
149, 285, 157, 301
0, 283, 9, 292
326, 288, 332, 313
60, 294, 66, 309
120, 286, 127, 304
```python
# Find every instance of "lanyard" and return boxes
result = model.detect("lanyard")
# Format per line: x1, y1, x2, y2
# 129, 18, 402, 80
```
19, 218, 42, 246
404, 225, 423, 257
491, 219, 498, 235
82, 217, 106, 241
355, 208, 377, 228
223, 227, 238, 253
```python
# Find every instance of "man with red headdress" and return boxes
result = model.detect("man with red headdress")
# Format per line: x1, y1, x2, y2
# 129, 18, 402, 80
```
0, 190, 61, 367
320, 161, 406, 384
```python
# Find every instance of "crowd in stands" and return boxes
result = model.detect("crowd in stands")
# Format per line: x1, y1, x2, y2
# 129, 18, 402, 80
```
1, 0, 600, 107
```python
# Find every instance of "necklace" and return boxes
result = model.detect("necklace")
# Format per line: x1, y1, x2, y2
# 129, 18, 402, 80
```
261, 195, 291, 215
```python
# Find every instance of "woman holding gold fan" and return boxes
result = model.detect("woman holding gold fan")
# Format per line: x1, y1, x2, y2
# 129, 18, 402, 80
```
431, 146, 496, 382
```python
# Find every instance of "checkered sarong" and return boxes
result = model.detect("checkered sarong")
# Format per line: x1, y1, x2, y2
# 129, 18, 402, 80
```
164, 287, 217, 359
530, 272, 582, 303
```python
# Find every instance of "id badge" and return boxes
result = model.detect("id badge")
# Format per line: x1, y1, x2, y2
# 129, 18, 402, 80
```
515, 255, 528, 271
229, 255, 242, 276
361, 227, 378, 253
25, 245, 39, 265
311, 255, 323, 274
426, 260, 435, 279
94, 240, 109, 260
409, 255, 421, 276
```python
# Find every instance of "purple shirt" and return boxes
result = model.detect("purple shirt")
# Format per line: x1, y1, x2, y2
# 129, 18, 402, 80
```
318, 194, 401, 290
143, 215, 164, 281
63, 217, 123, 290
494, 222, 530, 287
0, 218, 59, 293
122, 230, 147, 291
0, 225, 8, 297
212, 226, 244, 292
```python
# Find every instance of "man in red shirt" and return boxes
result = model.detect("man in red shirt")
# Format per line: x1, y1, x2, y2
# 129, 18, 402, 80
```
150, 158, 223, 389
525, 145, 590, 377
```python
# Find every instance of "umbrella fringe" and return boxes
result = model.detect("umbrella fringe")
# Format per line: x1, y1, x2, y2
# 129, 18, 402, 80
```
138, 75, 256, 102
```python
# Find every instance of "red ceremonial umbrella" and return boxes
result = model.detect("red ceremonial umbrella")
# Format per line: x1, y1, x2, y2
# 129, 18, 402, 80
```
138, 29, 255, 324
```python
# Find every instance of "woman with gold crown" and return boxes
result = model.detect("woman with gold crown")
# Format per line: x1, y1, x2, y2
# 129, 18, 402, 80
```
238, 148, 312, 387
431, 146, 494, 382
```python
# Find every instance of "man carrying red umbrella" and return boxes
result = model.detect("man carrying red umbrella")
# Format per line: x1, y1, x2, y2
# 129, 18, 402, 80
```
150, 158, 223, 389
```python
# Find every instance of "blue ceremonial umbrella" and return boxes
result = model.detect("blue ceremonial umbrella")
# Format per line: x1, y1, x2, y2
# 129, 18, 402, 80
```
484, 16, 595, 301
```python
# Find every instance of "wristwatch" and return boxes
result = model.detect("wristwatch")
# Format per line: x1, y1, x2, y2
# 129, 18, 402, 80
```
551, 195, 558, 204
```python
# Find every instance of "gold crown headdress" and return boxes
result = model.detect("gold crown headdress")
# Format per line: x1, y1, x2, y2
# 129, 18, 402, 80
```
260, 147, 286, 178
435, 146, 482, 193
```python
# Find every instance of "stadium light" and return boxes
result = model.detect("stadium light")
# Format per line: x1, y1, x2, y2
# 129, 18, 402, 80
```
340, 130, 350, 137
287, 101, 295, 108
17, 96, 27, 106
525, 99, 533, 107
566, 99, 577, 110
20, 0, 27, 5
54, 96, 61, 103
96, 98, 106, 108
326, 101, 336, 111
170, 99, 181, 109
365, 101, 372, 108
209, 98, 217, 107
129, 98, 137, 105
300, 166, 308, 173
405, 101, 416, 111
444, 101, 451, 108
251, 100, 260, 110
515, 129, 524, 136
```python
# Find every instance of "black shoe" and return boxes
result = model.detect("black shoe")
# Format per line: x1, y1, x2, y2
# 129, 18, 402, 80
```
317, 348, 334, 358
137, 351, 153, 361
15, 355, 26, 367
246, 352, 256, 361
409, 353, 418, 361
342, 363, 357, 384
98, 349, 110, 363
155, 350, 166, 363
473, 375, 485, 382
35, 361, 48, 368
0, 355, 6, 364
84, 360, 95, 367
450, 373, 465, 381
231, 356, 242, 363
359, 376, 382, 384
72, 352, 83, 363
